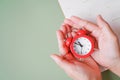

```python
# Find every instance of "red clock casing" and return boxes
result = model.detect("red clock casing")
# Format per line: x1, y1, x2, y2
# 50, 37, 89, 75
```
70, 34, 95, 58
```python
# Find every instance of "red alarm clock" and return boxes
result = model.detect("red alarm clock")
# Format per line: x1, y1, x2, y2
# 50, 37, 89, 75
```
65, 29, 95, 58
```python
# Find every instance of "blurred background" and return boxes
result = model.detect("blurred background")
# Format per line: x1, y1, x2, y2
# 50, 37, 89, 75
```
0, 0, 119, 80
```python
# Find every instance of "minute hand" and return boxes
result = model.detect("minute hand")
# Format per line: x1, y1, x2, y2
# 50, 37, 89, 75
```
78, 42, 83, 47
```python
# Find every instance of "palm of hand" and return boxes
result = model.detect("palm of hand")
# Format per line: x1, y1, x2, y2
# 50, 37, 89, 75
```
59, 53, 101, 80
92, 27, 120, 68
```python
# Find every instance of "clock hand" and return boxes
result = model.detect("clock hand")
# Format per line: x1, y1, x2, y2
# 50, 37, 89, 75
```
75, 42, 84, 54
74, 42, 82, 54
78, 42, 83, 47
75, 42, 83, 47
80, 47, 83, 54
78, 42, 84, 54
81, 47, 84, 54
75, 42, 79, 45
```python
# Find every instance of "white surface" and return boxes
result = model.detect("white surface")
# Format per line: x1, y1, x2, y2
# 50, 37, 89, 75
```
58, 0, 120, 41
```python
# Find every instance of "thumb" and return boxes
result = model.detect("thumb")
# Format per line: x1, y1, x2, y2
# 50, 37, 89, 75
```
97, 15, 113, 32
50, 54, 72, 70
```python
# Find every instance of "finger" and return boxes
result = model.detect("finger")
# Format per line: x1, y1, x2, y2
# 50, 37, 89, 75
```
72, 28, 78, 32
99, 65, 108, 72
71, 31, 77, 37
91, 50, 108, 72
91, 49, 101, 66
60, 25, 67, 35
60, 24, 72, 38
64, 52, 75, 61
83, 56, 100, 69
70, 16, 101, 38
56, 30, 68, 54
70, 16, 98, 29
62, 23, 65, 25
84, 56, 96, 64
97, 15, 115, 35
66, 24, 72, 32
70, 16, 98, 31
97, 15, 111, 30
67, 32, 72, 38
64, 18, 80, 29
50, 54, 72, 71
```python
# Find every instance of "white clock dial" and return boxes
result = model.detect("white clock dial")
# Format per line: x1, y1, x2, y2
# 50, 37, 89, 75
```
73, 37, 92, 55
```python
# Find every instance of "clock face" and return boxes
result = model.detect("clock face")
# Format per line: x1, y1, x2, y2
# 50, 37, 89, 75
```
73, 37, 92, 55
70, 35, 94, 58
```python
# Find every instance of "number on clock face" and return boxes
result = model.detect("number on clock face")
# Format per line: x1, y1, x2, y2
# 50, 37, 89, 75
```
73, 37, 92, 55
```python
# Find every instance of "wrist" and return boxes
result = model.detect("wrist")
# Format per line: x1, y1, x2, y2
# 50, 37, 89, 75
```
87, 73, 102, 80
109, 57, 120, 77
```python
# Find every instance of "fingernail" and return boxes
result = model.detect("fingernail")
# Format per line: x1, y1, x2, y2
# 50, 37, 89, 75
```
99, 14, 102, 17
70, 16, 76, 19
98, 15, 103, 19
64, 18, 73, 24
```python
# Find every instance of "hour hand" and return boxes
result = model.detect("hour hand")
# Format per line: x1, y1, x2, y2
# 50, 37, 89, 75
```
74, 42, 79, 45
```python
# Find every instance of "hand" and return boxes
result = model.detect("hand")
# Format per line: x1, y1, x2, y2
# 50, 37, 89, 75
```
51, 24, 101, 80
64, 15, 120, 72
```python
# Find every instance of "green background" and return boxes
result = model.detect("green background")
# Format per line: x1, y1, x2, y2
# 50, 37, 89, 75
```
0, 0, 120, 80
